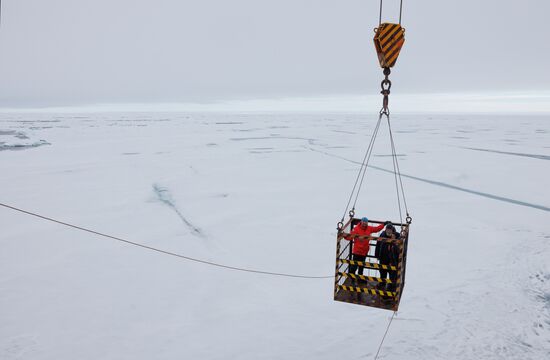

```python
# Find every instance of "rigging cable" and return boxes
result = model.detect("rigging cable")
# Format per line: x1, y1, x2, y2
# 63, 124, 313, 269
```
385, 113, 404, 224
379, 0, 404, 25
378, 0, 383, 25
351, 113, 383, 211
387, 115, 409, 217
374, 311, 397, 360
0, 202, 333, 279
339, 113, 383, 223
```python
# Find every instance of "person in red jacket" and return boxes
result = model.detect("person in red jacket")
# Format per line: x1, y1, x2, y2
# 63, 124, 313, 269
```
345, 217, 386, 279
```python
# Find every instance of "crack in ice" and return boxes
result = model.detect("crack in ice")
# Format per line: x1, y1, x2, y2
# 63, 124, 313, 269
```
461, 146, 550, 161
308, 147, 550, 213
152, 184, 205, 237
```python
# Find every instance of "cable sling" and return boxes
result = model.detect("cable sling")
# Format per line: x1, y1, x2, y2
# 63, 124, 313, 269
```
339, 113, 383, 226
351, 113, 383, 211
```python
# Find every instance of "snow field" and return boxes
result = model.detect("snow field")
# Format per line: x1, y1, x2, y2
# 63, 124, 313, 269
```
1, 112, 549, 359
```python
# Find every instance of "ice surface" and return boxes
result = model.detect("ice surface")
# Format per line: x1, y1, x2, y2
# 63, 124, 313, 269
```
0, 112, 549, 359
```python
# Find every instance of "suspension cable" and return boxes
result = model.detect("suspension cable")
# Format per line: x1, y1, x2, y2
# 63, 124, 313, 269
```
378, 0, 405, 25
384, 113, 404, 224
378, 0, 383, 25
0, 202, 333, 279
387, 116, 409, 216
351, 113, 383, 210
340, 114, 383, 223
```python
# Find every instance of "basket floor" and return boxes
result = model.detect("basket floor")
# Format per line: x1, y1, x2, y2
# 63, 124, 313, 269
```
334, 277, 398, 311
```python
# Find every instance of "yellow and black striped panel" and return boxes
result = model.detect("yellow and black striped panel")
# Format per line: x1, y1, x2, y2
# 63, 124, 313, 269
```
385, 38, 404, 67
373, 23, 405, 68
338, 258, 397, 271
337, 272, 399, 284
379, 24, 402, 50
336, 285, 396, 297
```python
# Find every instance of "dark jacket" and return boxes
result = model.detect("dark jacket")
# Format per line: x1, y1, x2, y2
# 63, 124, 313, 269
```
375, 229, 401, 265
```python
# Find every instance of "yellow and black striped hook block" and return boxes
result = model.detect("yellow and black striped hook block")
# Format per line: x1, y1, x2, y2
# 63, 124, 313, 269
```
373, 23, 405, 68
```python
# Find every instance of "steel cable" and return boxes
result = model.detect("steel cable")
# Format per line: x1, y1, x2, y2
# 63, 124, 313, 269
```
384, 114, 404, 224
0, 202, 333, 279
374, 311, 397, 359
351, 113, 383, 211
379, 0, 383, 25
340, 114, 383, 222
379, 0, 405, 25
387, 116, 409, 216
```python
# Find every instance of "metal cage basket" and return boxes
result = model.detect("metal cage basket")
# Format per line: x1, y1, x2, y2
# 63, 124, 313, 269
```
334, 218, 410, 311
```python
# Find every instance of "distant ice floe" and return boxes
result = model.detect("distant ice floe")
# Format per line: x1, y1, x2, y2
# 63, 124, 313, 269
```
0, 130, 28, 139
0, 130, 50, 151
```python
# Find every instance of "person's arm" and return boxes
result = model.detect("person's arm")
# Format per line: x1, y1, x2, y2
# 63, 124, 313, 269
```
344, 226, 357, 241
371, 223, 385, 232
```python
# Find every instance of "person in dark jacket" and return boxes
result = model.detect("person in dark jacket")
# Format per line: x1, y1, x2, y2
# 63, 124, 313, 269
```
375, 223, 401, 292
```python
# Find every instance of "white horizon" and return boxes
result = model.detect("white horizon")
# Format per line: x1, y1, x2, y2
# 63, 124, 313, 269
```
1, 91, 549, 114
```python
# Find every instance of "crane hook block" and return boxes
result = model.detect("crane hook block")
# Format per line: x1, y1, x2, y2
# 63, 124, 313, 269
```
373, 23, 405, 68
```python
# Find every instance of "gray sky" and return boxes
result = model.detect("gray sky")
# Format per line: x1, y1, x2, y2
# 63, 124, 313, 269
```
1, 0, 549, 108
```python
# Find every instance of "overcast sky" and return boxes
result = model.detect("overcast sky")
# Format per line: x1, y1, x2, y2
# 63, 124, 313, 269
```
1, 0, 549, 108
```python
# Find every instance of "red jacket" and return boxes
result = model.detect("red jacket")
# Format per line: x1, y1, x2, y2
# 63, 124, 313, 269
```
345, 223, 384, 256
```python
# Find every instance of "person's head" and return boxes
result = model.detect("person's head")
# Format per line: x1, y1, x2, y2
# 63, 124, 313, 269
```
384, 224, 395, 236
360, 217, 369, 228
